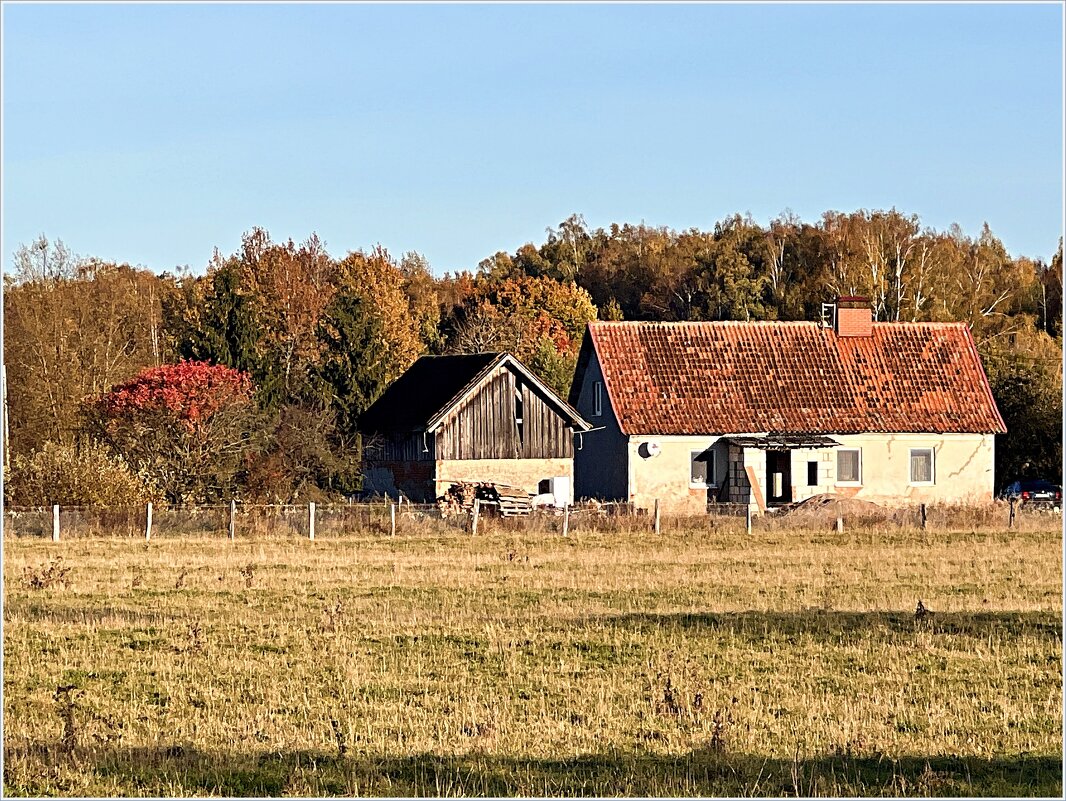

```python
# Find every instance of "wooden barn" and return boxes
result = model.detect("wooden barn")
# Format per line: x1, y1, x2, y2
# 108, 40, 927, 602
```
359, 353, 591, 503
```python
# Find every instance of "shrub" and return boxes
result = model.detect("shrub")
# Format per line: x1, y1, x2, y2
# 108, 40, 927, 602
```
82, 361, 260, 503
4, 441, 157, 506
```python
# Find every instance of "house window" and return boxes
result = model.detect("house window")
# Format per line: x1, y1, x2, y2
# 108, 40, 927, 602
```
910, 448, 934, 484
690, 449, 716, 488
807, 461, 818, 486
593, 381, 602, 416
837, 448, 861, 484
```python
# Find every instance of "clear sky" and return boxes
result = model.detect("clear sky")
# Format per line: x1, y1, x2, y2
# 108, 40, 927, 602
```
2, 2, 1063, 276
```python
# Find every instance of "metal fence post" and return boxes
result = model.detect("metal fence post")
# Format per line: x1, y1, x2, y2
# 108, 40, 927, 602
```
228, 500, 236, 541
52, 504, 60, 542
562, 504, 570, 537
1009, 497, 1016, 528
745, 504, 752, 535
145, 502, 153, 541
653, 499, 661, 535
309, 501, 316, 541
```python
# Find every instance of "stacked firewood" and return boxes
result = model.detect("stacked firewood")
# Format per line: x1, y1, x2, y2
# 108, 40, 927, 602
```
436, 482, 477, 517
435, 482, 532, 518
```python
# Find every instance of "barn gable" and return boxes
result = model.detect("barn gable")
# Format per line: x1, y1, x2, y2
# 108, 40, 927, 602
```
359, 353, 590, 501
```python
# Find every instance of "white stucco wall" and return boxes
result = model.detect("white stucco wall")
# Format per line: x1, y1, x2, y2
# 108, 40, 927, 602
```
626, 436, 730, 515
626, 432, 995, 514
822, 433, 995, 505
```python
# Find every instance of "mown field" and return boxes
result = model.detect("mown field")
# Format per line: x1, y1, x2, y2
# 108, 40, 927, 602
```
3, 521, 1063, 797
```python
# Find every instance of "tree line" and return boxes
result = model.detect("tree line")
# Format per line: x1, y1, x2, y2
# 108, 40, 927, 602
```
3, 209, 1061, 505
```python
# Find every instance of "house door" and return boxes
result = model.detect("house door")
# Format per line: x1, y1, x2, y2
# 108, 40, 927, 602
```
766, 450, 792, 506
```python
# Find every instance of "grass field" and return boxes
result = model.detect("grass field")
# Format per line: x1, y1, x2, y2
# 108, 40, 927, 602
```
3, 522, 1063, 796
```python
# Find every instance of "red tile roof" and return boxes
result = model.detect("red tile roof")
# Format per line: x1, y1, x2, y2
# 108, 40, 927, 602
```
580, 321, 1005, 435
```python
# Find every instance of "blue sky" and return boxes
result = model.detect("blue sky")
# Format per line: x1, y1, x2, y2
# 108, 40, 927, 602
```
2, 2, 1063, 275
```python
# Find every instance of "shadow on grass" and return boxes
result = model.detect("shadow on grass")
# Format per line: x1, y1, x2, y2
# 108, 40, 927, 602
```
2, 599, 179, 627
589, 609, 1063, 642
4, 741, 1062, 797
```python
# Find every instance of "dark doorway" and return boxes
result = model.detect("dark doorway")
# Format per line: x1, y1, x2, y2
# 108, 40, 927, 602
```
766, 450, 792, 506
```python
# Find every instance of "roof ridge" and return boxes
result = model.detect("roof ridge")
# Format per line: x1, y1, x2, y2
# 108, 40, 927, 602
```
414, 352, 504, 358
590, 319, 819, 326
589, 319, 971, 328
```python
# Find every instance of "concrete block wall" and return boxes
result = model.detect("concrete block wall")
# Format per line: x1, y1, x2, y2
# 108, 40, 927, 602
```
789, 447, 835, 502
435, 458, 574, 502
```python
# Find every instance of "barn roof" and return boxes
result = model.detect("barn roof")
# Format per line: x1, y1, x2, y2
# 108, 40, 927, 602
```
570, 320, 1006, 436
360, 352, 590, 436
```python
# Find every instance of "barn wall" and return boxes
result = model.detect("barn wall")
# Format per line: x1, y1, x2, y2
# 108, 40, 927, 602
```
366, 432, 435, 462
435, 458, 573, 501
362, 461, 436, 502
436, 364, 574, 460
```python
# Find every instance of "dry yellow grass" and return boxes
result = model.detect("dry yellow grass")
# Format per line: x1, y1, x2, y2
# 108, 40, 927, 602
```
3, 521, 1062, 796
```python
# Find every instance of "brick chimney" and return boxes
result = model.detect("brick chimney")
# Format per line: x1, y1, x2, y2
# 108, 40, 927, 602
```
835, 296, 872, 337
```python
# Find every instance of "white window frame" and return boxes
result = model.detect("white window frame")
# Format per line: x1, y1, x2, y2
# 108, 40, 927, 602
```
909, 447, 935, 486
836, 448, 862, 485
689, 449, 716, 488
593, 381, 602, 417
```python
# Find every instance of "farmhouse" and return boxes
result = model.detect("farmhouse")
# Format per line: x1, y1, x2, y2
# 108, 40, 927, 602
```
568, 298, 1006, 514
360, 352, 591, 503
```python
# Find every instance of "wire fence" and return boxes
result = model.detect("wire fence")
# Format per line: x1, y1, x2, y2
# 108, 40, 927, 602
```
0, 500, 743, 540
1, 497, 1052, 540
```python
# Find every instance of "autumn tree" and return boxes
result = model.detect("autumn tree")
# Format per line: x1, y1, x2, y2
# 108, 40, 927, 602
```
83, 362, 260, 503
4, 238, 170, 459
1034, 239, 1062, 337
982, 324, 1063, 486
682, 215, 774, 321
444, 274, 597, 395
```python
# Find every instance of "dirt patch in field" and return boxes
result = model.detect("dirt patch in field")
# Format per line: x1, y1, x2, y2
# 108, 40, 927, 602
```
772, 493, 888, 523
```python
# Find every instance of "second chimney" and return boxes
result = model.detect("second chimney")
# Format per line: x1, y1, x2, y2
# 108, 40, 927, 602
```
835, 296, 872, 337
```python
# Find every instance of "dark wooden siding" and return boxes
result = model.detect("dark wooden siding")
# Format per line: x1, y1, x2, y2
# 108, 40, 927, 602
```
365, 432, 435, 462
436, 364, 574, 460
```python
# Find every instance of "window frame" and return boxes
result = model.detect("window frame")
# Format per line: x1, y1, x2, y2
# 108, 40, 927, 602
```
807, 460, 819, 487
689, 449, 716, 489
593, 381, 603, 417
909, 447, 935, 486
836, 448, 862, 486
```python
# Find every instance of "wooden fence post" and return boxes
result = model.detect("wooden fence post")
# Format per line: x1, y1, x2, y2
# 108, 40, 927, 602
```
1008, 497, 1016, 528
228, 500, 236, 541
308, 501, 316, 540
745, 505, 752, 535
52, 504, 60, 542
653, 499, 661, 535
562, 504, 570, 537
471, 499, 480, 536
145, 502, 153, 541
390, 502, 396, 537
919, 503, 927, 530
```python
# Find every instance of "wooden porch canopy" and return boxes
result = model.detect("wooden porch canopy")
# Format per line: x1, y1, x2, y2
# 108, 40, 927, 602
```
726, 435, 841, 450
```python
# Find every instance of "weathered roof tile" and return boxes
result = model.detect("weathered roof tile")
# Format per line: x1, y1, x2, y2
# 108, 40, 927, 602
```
583, 321, 1005, 435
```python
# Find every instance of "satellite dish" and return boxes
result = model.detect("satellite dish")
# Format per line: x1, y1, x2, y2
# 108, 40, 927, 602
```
640, 441, 661, 458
